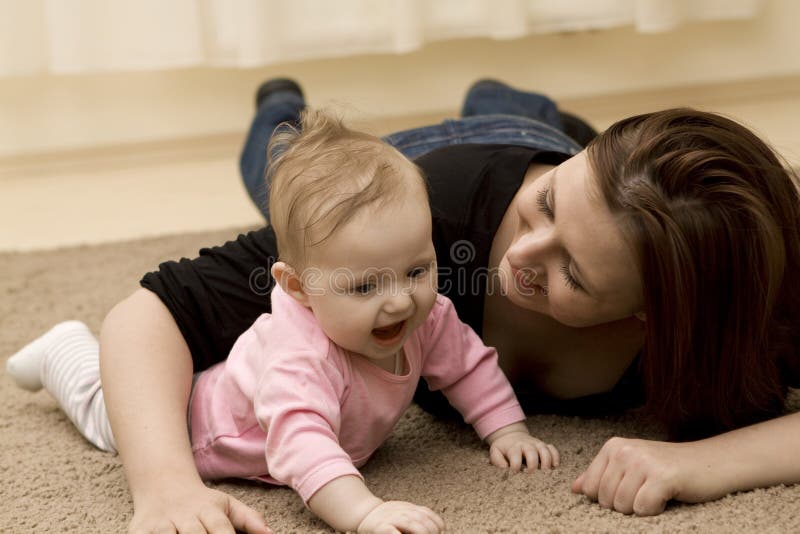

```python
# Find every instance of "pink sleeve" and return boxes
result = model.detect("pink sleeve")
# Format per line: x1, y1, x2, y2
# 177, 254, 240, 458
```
254, 350, 362, 504
420, 296, 525, 440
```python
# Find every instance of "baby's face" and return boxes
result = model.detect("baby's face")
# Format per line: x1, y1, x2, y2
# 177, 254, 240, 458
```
301, 179, 437, 366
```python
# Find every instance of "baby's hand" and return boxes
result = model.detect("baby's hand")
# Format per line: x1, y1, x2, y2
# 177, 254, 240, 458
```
357, 500, 445, 534
487, 422, 560, 472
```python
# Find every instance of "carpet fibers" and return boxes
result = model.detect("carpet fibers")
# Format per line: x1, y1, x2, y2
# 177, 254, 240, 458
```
2, 228, 799, 533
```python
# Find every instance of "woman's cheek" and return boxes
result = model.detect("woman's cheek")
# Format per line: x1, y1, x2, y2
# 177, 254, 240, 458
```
548, 291, 591, 328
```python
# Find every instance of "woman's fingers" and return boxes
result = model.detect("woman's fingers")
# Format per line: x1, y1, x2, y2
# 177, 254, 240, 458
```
573, 438, 683, 516
571, 471, 586, 493
611, 471, 647, 515
597, 467, 625, 509
574, 446, 610, 500
633, 479, 670, 516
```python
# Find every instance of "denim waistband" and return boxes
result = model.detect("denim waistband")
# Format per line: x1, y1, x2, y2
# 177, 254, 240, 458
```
382, 114, 584, 160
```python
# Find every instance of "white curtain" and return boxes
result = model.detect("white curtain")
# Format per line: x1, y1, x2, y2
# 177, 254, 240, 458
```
0, 0, 764, 77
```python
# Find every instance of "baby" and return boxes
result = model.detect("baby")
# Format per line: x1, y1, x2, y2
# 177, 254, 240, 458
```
8, 108, 559, 533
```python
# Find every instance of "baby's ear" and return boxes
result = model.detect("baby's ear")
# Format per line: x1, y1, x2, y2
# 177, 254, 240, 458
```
271, 261, 310, 306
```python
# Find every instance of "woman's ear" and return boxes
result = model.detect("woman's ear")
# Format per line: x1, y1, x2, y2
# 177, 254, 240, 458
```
271, 261, 310, 307
634, 311, 646, 322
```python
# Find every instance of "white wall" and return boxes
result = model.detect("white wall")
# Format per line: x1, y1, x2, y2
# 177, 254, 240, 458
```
2, 0, 800, 159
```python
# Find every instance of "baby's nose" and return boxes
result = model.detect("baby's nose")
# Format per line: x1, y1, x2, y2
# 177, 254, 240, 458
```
383, 290, 413, 315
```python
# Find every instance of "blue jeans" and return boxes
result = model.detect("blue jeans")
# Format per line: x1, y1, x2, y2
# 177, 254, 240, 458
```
239, 81, 587, 221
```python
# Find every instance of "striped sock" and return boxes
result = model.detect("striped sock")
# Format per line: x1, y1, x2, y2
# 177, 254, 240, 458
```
34, 321, 117, 452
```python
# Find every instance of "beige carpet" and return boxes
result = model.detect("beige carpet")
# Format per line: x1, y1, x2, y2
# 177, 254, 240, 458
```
2, 227, 799, 533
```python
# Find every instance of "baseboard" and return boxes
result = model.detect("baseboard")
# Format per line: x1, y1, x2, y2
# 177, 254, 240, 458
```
560, 73, 800, 119
3, 74, 800, 179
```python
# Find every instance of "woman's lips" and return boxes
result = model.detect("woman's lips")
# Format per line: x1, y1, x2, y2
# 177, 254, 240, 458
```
372, 320, 406, 346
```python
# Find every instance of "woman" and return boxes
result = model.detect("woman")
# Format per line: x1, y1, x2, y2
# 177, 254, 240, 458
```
97, 79, 800, 533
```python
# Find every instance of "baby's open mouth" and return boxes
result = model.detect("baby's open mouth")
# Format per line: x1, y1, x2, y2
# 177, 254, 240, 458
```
372, 321, 406, 342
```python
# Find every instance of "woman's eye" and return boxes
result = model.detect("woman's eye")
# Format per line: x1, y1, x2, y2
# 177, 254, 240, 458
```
536, 187, 555, 220
560, 265, 582, 291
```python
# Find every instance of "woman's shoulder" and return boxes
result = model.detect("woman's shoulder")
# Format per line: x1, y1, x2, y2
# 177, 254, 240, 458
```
415, 144, 554, 185
414, 143, 571, 175
417, 144, 567, 228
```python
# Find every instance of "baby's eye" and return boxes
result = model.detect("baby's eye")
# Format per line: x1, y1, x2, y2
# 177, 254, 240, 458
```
408, 266, 428, 279
353, 283, 375, 295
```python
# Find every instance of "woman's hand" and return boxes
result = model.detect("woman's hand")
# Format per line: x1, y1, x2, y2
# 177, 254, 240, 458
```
573, 413, 800, 516
357, 501, 445, 534
570, 437, 721, 516
129, 477, 271, 534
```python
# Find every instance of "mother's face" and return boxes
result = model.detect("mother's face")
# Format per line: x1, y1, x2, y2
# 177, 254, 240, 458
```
498, 151, 644, 327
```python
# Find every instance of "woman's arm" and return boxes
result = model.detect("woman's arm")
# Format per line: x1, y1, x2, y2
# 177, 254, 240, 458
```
571, 410, 800, 515
99, 288, 272, 534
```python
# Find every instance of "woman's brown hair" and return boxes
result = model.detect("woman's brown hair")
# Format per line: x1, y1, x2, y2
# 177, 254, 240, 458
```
588, 109, 800, 439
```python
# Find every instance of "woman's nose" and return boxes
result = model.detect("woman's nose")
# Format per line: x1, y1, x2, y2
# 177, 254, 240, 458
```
508, 226, 557, 265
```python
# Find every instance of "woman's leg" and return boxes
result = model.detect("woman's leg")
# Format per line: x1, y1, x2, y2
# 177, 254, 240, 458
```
460, 78, 598, 147
239, 79, 305, 221
383, 80, 592, 159
460, 79, 562, 125
238, 78, 594, 219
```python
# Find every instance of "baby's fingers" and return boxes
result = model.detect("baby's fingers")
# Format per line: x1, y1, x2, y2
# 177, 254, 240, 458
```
489, 444, 510, 468
421, 507, 446, 534
508, 445, 524, 472
534, 442, 555, 470
549, 443, 561, 467
522, 441, 559, 471
398, 506, 445, 534
412, 505, 445, 534
521, 443, 543, 471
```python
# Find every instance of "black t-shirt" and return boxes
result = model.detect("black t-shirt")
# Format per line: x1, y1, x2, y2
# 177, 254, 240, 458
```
141, 144, 643, 416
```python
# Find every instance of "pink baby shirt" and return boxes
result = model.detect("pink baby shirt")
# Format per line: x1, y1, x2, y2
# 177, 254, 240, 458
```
189, 284, 525, 503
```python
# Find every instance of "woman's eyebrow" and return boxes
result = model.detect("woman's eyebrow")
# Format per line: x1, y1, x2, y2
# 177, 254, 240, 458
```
550, 168, 597, 294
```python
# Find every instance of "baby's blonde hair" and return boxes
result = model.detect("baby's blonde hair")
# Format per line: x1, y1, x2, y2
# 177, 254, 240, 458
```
267, 108, 425, 267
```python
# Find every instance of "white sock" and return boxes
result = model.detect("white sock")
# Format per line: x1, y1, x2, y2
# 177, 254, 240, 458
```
6, 321, 117, 452
7, 321, 86, 391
